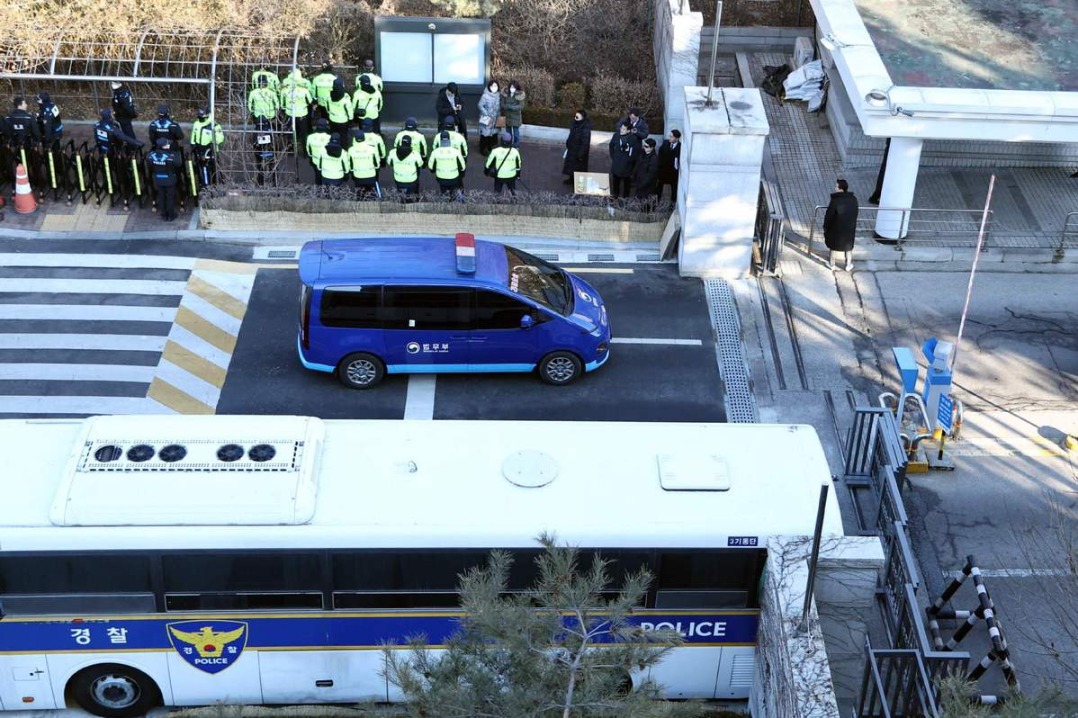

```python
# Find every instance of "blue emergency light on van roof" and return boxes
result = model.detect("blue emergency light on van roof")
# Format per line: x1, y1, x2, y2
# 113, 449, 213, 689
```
455, 233, 476, 274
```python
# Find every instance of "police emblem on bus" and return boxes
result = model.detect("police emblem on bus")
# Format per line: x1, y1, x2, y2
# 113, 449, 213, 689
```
167, 621, 248, 674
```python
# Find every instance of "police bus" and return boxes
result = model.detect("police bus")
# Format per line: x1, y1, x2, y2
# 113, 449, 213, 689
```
0, 415, 841, 717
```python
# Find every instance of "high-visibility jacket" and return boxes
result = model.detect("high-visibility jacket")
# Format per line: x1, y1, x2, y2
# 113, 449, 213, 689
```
281, 69, 313, 94
251, 69, 280, 93
280, 82, 313, 118
433, 129, 467, 159
190, 117, 224, 150
357, 71, 383, 93
428, 145, 465, 180
348, 142, 380, 180
388, 149, 423, 183
394, 130, 427, 161
306, 130, 331, 164
361, 133, 386, 165
485, 146, 521, 179
317, 150, 350, 180
351, 88, 383, 122
312, 72, 337, 108
247, 88, 279, 120
327, 93, 353, 125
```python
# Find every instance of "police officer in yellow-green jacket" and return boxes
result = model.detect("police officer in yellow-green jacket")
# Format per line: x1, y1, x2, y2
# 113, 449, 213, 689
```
352, 75, 383, 136
306, 118, 332, 185
280, 68, 314, 155
311, 61, 337, 118
357, 118, 386, 167
317, 134, 350, 187
348, 128, 382, 198
485, 131, 522, 195
388, 135, 423, 198
437, 116, 468, 160
394, 116, 428, 163
248, 76, 279, 126
251, 66, 280, 94
326, 79, 353, 145
428, 131, 466, 196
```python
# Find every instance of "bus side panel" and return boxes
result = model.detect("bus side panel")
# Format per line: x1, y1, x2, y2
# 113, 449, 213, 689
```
167, 651, 263, 706
44, 652, 173, 709
0, 655, 57, 710
645, 647, 724, 699
259, 650, 388, 703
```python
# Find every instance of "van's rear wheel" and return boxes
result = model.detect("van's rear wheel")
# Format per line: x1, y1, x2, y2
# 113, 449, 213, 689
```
338, 352, 385, 389
538, 351, 582, 385
71, 663, 161, 718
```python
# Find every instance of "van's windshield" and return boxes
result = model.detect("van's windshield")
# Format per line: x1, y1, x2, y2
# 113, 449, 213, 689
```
504, 247, 572, 315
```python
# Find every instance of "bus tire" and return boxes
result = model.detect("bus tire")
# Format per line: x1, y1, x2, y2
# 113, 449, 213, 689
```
538, 351, 582, 386
338, 352, 385, 389
71, 663, 161, 718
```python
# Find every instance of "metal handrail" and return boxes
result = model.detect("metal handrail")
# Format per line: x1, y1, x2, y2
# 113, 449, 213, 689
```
808, 205, 994, 252
1057, 211, 1078, 260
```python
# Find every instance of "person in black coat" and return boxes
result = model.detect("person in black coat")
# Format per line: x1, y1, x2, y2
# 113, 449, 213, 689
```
633, 138, 659, 199
148, 137, 182, 222
561, 109, 591, 184
608, 121, 639, 199
436, 82, 467, 136
823, 178, 859, 270
615, 107, 649, 142
656, 129, 681, 202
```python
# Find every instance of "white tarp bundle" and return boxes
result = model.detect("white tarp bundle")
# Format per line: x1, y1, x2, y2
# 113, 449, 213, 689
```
783, 59, 827, 111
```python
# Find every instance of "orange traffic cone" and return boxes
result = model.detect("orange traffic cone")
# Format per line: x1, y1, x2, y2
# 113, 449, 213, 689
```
14, 163, 37, 215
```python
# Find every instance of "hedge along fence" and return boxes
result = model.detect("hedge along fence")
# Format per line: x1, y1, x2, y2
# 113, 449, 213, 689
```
201, 187, 671, 244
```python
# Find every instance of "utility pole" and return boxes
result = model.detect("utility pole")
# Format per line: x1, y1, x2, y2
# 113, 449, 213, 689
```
705, 1, 723, 107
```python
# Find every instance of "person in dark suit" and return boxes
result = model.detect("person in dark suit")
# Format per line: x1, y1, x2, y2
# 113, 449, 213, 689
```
436, 82, 467, 136
608, 121, 639, 199
633, 138, 659, 199
823, 178, 859, 271
561, 110, 591, 184
656, 129, 681, 202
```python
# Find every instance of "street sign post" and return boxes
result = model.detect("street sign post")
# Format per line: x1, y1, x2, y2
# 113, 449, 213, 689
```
937, 394, 954, 434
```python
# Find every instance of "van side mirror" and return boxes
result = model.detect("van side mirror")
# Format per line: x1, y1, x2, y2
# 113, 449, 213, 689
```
520, 314, 534, 330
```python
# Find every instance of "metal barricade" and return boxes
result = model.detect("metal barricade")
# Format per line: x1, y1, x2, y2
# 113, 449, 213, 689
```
753, 178, 786, 276
857, 639, 940, 718
1057, 211, 1078, 261
808, 206, 994, 252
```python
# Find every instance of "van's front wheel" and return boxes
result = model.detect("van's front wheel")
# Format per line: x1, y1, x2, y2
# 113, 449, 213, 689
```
538, 351, 582, 385
338, 352, 385, 389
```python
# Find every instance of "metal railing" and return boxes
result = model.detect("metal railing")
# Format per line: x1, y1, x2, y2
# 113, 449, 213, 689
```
858, 640, 940, 718
753, 178, 786, 275
808, 206, 994, 252
1057, 211, 1078, 260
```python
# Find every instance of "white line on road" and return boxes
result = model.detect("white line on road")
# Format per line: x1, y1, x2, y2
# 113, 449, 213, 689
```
966, 568, 1074, 579
611, 337, 704, 346
0, 364, 156, 383
404, 375, 437, 420
0, 253, 196, 270
0, 334, 167, 352
0, 304, 178, 322
0, 278, 187, 296
0, 396, 173, 415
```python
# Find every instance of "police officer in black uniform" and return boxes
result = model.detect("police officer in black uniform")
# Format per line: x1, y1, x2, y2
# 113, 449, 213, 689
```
110, 81, 139, 144
6, 96, 43, 189
94, 109, 141, 154
35, 93, 63, 151
252, 118, 276, 187
148, 137, 181, 221
148, 104, 184, 153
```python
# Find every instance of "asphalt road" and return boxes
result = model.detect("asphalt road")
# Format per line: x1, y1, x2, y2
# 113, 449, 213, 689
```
217, 264, 726, 422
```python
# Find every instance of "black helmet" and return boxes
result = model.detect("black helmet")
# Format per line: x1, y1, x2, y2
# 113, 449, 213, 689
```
196, 107, 208, 118
100, 108, 112, 120
404, 116, 417, 130
442, 115, 456, 128
37, 92, 51, 105
157, 104, 169, 117
352, 129, 365, 142
401, 135, 412, 145
315, 117, 329, 129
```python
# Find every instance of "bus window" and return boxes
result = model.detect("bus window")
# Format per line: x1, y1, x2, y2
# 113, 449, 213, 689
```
0, 553, 152, 594
655, 550, 765, 609
474, 290, 534, 330
321, 286, 382, 328
332, 592, 460, 610
162, 552, 322, 593
165, 591, 324, 612
381, 287, 472, 331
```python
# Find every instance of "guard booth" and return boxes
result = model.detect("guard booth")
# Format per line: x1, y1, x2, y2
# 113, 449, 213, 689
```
374, 16, 491, 126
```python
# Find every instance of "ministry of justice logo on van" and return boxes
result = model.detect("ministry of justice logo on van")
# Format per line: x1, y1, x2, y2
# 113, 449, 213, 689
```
406, 342, 421, 354
167, 621, 248, 673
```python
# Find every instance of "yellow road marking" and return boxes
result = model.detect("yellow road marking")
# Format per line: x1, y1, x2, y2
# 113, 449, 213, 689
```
194, 258, 259, 274
148, 378, 214, 414
162, 340, 228, 388
175, 306, 238, 353
187, 275, 249, 320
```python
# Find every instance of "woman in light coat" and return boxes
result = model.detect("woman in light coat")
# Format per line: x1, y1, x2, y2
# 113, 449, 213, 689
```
477, 79, 501, 157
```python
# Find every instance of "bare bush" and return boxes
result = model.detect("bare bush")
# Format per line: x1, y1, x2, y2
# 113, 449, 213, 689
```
556, 81, 586, 109
428, 0, 504, 16
588, 73, 661, 119
500, 67, 555, 109
303, 0, 377, 65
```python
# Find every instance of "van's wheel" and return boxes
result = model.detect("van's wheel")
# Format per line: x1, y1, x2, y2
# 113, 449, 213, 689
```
538, 351, 582, 385
337, 352, 385, 389
71, 663, 161, 718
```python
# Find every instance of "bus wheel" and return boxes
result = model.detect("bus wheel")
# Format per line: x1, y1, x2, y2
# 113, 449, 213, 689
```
71, 663, 161, 718
338, 352, 385, 389
538, 351, 582, 386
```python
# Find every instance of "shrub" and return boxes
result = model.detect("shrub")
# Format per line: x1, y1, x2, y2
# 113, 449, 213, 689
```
429, 0, 504, 16
556, 82, 586, 110
501, 67, 555, 109
589, 73, 661, 122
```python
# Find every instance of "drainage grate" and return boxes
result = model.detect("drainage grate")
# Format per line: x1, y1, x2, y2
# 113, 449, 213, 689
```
587, 253, 616, 262
636, 252, 661, 262
705, 279, 758, 423
267, 249, 299, 259
535, 253, 559, 262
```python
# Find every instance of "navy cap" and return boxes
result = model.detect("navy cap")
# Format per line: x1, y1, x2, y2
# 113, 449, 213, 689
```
442, 115, 455, 127
100, 108, 112, 119
404, 116, 417, 129
155, 137, 169, 148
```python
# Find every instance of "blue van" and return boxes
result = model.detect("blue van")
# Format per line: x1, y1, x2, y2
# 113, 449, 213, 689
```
297, 235, 611, 388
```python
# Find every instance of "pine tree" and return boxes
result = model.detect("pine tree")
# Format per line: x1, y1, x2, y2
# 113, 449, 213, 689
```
383, 534, 703, 718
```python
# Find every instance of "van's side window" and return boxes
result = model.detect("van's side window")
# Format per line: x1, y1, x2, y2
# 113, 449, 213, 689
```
321, 287, 382, 328
474, 290, 533, 330
382, 287, 472, 330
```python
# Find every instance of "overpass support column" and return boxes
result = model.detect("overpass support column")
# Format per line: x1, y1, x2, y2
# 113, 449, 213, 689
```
874, 136, 923, 240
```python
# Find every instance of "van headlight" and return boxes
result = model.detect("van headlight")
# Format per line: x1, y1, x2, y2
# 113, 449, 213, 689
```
596, 343, 608, 353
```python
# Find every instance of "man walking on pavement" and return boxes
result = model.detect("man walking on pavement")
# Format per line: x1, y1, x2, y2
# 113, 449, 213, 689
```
110, 81, 139, 143
823, 178, 859, 271
148, 137, 181, 221
428, 131, 466, 197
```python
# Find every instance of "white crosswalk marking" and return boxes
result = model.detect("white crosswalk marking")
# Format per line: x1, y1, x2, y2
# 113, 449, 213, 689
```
0, 254, 255, 418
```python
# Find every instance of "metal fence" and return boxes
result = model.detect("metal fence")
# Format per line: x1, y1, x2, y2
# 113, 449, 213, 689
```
808, 206, 994, 252
753, 178, 786, 276
1058, 211, 1078, 260
845, 407, 970, 718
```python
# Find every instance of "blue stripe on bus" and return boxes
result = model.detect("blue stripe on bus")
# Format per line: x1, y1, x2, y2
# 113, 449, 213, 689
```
0, 612, 759, 653
386, 363, 534, 374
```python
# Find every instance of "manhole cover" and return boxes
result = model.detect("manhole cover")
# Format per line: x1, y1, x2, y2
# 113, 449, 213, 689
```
502, 450, 558, 488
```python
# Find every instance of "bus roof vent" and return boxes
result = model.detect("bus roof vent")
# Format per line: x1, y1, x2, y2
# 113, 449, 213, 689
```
50, 415, 325, 527
657, 453, 730, 491
502, 449, 558, 488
